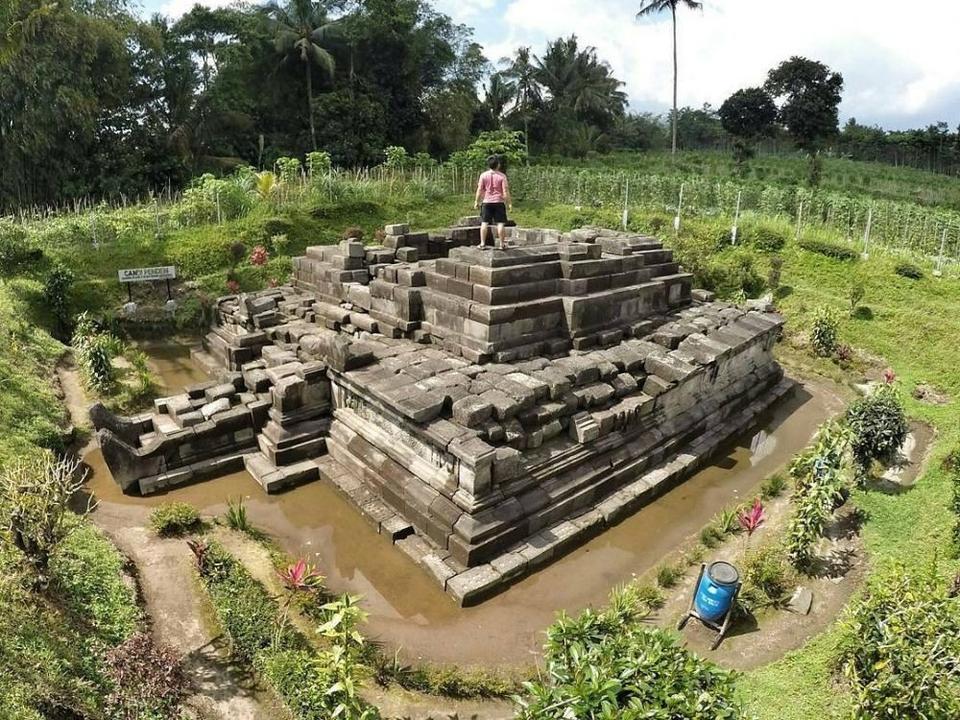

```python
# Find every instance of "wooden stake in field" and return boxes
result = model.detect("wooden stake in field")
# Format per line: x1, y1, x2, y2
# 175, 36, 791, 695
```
731, 190, 742, 245
674, 182, 684, 235
861, 206, 873, 259
622, 178, 630, 230
934, 227, 948, 278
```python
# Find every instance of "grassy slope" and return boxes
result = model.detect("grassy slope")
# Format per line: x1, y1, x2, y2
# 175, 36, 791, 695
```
739, 248, 960, 719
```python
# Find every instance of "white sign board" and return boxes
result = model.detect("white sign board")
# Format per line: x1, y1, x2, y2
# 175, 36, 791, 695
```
118, 266, 177, 283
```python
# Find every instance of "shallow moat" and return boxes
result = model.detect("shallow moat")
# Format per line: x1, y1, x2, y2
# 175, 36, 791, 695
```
83, 338, 843, 665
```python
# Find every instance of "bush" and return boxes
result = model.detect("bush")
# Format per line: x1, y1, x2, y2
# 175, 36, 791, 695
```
656, 562, 683, 588
741, 544, 792, 609
836, 563, 960, 720
0, 221, 44, 279
761, 473, 788, 499
798, 236, 859, 260
741, 219, 788, 252
786, 422, 851, 569
895, 262, 923, 280
810, 305, 841, 357
149, 502, 201, 536
517, 586, 748, 719
104, 633, 186, 719
698, 249, 766, 299
448, 130, 527, 170
846, 385, 909, 475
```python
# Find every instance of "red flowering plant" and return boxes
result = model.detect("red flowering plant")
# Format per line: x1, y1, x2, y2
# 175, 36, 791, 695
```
882, 367, 896, 384
274, 558, 324, 646
250, 245, 270, 266
225, 278, 240, 294
738, 498, 765, 550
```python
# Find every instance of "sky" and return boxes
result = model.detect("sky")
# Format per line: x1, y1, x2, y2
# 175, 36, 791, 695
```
139, 0, 960, 131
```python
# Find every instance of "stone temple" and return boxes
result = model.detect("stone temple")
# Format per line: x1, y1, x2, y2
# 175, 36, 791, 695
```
92, 219, 789, 604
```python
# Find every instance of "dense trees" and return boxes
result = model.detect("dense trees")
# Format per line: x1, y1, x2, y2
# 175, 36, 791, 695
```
2, 1, 959, 209
0, 0, 489, 208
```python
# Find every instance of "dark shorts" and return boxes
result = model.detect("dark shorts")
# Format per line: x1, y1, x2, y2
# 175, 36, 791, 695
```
480, 202, 508, 225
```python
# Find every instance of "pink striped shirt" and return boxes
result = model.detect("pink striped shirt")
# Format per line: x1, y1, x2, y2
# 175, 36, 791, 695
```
478, 170, 509, 203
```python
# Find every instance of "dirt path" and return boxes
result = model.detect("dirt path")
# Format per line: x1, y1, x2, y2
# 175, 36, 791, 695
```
94, 505, 284, 720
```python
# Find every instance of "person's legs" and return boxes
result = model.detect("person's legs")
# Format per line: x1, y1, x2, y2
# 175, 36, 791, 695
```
496, 223, 506, 249
479, 222, 489, 248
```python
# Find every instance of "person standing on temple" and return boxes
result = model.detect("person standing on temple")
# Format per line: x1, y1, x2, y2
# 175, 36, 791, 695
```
474, 155, 512, 250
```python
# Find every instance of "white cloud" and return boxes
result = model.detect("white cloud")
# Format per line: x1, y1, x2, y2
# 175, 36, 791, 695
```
478, 0, 960, 129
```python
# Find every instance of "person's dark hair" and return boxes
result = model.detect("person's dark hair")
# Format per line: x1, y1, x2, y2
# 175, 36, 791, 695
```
486, 155, 501, 171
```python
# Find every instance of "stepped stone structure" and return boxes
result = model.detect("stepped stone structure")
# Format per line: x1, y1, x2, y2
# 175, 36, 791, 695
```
92, 219, 789, 604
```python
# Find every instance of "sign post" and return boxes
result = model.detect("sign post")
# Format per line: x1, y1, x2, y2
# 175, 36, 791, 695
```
118, 266, 177, 304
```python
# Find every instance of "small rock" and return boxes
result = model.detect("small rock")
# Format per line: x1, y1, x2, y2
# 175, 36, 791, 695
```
787, 586, 813, 615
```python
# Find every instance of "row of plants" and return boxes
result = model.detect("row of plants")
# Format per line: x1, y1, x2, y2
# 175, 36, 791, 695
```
0, 451, 184, 718
191, 535, 384, 719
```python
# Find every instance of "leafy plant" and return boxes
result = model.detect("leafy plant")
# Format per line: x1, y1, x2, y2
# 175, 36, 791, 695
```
656, 562, 683, 588
760, 473, 788, 499
0, 453, 86, 588
715, 507, 741, 535
249, 244, 270, 266
767, 254, 784, 291
104, 632, 186, 720
224, 496, 250, 532
516, 585, 748, 719
274, 558, 324, 646
810, 305, 841, 357
846, 385, 909, 476
836, 563, 960, 720
786, 421, 852, 569
149, 502, 201, 537
848, 280, 865, 316
43, 263, 74, 338
383, 145, 409, 169
737, 498, 765, 537
741, 544, 793, 610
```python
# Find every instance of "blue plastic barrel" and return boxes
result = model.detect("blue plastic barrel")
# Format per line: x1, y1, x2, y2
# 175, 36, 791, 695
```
694, 561, 740, 622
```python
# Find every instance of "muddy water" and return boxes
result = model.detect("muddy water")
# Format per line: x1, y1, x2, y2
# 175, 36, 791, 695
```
137, 340, 210, 395
84, 346, 844, 667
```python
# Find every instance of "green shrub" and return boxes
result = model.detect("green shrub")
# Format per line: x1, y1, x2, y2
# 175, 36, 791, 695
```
656, 562, 683, 588
258, 648, 331, 718
741, 544, 793, 609
149, 502, 201, 537
698, 248, 766, 299
849, 280, 866, 316
0, 222, 45, 279
517, 586, 748, 719
166, 229, 237, 277
197, 542, 288, 661
699, 523, 725, 548
895, 261, 923, 280
798, 236, 859, 260
761, 473, 789, 499
448, 130, 527, 169
836, 563, 960, 720
846, 385, 909, 475
810, 305, 841, 357
742, 219, 788, 252
786, 421, 851, 569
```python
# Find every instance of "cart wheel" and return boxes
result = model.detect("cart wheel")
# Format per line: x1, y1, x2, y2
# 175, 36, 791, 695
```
677, 615, 690, 630
711, 636, 722, 651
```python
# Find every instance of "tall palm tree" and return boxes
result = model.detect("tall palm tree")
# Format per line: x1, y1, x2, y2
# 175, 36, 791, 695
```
267, 0, 337, 150
484, 73, 515, 128
636, 0, 702, 156
500, 47, 541, 160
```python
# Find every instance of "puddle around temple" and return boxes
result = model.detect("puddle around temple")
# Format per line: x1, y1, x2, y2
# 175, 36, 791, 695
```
83, 343, 844, 666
